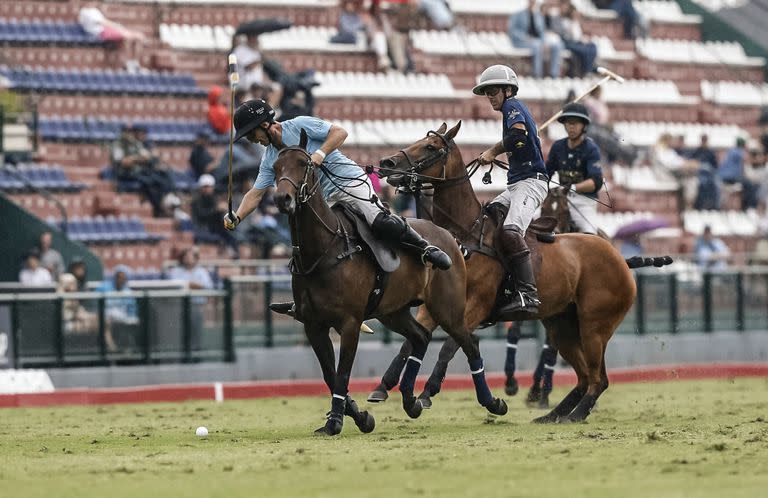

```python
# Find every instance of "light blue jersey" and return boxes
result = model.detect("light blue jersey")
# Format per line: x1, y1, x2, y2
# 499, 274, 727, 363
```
253, 116, 366, 199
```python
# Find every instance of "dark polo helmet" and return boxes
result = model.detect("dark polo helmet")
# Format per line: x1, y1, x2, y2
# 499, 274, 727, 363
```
233, 99, 276, 141
557, 103, 591, 125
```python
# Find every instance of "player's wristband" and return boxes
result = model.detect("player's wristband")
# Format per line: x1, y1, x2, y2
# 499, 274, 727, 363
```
315, 150, 326, 161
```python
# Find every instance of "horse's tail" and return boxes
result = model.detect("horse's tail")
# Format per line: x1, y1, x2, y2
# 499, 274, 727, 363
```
625, 255, 674, 269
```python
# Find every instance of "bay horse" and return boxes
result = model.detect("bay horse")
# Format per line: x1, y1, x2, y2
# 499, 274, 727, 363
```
272, 129, 507, 435
370, 121, 670, 423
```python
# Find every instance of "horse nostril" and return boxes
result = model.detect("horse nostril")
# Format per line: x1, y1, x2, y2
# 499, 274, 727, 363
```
379, 158, 395, 171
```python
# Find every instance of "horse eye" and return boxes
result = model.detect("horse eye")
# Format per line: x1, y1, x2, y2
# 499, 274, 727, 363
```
425, 144, 437, 151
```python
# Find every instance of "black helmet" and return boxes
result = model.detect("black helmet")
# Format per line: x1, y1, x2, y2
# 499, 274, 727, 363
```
233, 99, 276, 141
557, 103, 591, 125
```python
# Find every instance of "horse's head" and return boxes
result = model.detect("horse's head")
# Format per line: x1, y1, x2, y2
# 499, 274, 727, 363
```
379, 121, 462, 188
274, 128, 313, 215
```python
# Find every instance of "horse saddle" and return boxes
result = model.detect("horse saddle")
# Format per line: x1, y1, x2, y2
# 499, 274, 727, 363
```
527, 217, 557, 244
331, 202, 400, 273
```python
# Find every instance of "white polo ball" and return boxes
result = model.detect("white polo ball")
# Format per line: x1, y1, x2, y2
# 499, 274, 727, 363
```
195, 426, 208, 437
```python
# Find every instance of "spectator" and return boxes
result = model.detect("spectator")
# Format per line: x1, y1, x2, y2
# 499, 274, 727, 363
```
38, 231, 64, 280
213, 136, 264, 183
67, 258, 89, 292
166, 248, 214, 291
618, 234, 643, 258
695, 225, 730, 270
689, 134, 718, 168
593, 0, 644, 40
385, 0, 419, 73
231, 34, 284, 108
418, 0, 455, 29
508, 0, 563, 79
60, 273, 117, 351
19, 250, 53, 285
189, 132, 215, 180
551, 1, 597, 77
759, 107, 768, 154
582, 85, 609, 126
206, 86, 230, 135
97, 265, 138, 326
745, 144, 767, 207
78, 5, 146, 71
719, 137, 757, 210
652, 132, 699, 206
110, 124, 175, 217
333, 0, 392, 71
582, 85, 636, 164
191, 174, 240, 258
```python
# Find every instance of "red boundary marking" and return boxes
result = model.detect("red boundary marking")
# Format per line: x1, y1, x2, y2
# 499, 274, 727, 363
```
1, 363, 767, 409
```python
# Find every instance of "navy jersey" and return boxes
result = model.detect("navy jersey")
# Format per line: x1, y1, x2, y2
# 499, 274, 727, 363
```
545, 137, 603, 198
501, 98, 547, 184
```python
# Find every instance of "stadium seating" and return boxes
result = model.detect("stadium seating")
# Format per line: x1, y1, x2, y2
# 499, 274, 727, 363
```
683, 210, 763, 236
701, 80, 768, 106
39, 117, 227, 144
47, 215, 165, 244
0, 164, 86, 192
0, 18, 102, 45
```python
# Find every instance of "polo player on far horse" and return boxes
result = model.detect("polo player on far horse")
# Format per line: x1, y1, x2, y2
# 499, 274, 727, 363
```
546, 102, 603, 234
475, 64, 549, 319
517, 102, 606, 408
224, 99, 453, 316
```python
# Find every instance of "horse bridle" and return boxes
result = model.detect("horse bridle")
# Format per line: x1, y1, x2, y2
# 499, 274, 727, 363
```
276, 146, 317, 205
396, 130, 455, 183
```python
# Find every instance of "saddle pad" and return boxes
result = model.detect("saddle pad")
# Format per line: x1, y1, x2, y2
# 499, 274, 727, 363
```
332, 202, 400, 273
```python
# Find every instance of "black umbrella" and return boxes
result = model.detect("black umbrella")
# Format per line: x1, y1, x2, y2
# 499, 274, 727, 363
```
235, 18, 292, 37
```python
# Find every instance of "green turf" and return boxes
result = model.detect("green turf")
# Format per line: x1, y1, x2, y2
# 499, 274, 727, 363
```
2, 378, 768, 497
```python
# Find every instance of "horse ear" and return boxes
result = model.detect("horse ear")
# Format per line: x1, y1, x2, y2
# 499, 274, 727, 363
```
436, 122, 447, 134
299, 128, 308, 150
445, 120, 462, 141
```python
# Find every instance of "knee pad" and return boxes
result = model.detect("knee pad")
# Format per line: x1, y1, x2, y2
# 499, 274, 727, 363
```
372, 212, 408, 240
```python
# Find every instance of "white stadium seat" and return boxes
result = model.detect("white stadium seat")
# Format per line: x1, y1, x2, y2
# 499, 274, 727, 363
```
313, 72, 457, 99
701, 80, 768, 106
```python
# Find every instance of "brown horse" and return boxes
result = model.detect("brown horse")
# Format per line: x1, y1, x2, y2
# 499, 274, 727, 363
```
370, 121, 669, 423
272, 129, 507, 435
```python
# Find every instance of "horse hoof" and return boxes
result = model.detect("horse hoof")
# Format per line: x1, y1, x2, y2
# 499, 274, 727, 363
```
504, 377, 519, 396
556, 414, 585, 424
532, 413, 558, 424
404, 398, 423, 419
367, 387, 389, 403
486, 398, 508, 416
417, 393, 432, 410
314, 418, 343, 436
525, 386, 542, 405
538, 394, 550, 409
354, 411, 376, 434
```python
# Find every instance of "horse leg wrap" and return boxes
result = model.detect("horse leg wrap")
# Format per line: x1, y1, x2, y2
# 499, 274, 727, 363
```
504, 325, 520, 377
542, 347, 557, 394
330, 393, 346, 421
399, 352, 425, 397
468, 358, 494, 407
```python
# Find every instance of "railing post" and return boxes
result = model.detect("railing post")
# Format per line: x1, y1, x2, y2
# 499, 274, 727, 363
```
264, 279, 274, 348
703, 272, 713, 333
635, 272, 645, 335
669, 273, 678, 334
224, 279, 235, 362
736, 272, 744, 332
140, 294, 151, 363
182, 294, 192, 363
98, 295, 107, 363
55, 297, 65, 366
11, 300, 19, 367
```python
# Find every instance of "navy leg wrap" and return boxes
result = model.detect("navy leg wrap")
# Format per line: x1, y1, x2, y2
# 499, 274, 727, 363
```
542, 347, 557, 393
469, 357, 494, 407
330, 394, 346, 419
504, 324, 520, 377
533, 345, 548, 385
399, 343, 427, 397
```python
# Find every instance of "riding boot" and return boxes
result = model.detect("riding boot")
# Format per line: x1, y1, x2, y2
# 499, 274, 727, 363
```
269, 301, 296, 318
372, 212, 452, 270
497, 225, 540, 318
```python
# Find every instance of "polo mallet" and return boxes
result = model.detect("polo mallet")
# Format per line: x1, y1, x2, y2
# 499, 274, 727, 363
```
226, 53, 239, 219
537, 66, 625, 134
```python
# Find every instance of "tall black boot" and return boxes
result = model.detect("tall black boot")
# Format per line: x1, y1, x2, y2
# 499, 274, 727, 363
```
372, 212, 452, 270
496, 225, 540, 319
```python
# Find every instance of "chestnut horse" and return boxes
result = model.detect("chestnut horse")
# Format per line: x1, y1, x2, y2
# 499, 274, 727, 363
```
272, 130, 507, 435
370, 121, 669, 423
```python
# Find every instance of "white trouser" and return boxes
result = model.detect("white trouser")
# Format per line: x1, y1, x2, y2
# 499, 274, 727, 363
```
492, 178, 549, 231
567, 192, 598, 234
326, 178, 383, 225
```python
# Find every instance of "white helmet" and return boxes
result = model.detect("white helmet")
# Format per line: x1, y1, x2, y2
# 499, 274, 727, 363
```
472, 65, 519, 96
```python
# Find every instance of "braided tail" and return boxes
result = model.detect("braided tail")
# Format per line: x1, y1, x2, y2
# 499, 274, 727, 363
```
625, 255, 674, 269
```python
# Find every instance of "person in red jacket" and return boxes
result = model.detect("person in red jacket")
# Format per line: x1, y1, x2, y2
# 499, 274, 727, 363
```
207, 86, 230, 135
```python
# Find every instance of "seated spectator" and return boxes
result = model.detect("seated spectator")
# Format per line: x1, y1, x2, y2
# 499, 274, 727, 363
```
232, 34, 284, 108
167, 248, 214, 289
97, 265, 138, 326
551, 1, 597, 77
693, 161, 720, 210
60, 273, 116, 351
207, 86, 230, 135
67, 258, 89, 292
419, 0, 455, 29
78, 4, 146, 71
509, 0, 563, 79
719, 137, 757, 210
592, 0, 644, 40
652, 133, 699, 206
19, 250, 53, 286
618, 235, 643, 258
333, 0, 392, 71
694, 226, 730, 270
38, 231, 64, 281
582, 86, 636, 164
189, 132, 215, 181
191, 174, 240, 258
689, 134, 718, 168
110, 124, 175, 217
745, 144, 767, 207
385, 0, 419, 73
213, 137, 264, 183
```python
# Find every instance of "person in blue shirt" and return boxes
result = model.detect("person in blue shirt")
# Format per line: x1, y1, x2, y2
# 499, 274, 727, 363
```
474, 64, 549, 318
97, 264, 138, 325
223, 100, 452, 315
545, 103, 604, 234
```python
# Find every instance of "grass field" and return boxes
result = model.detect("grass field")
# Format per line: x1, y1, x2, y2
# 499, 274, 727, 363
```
2, 378, 768, 497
